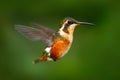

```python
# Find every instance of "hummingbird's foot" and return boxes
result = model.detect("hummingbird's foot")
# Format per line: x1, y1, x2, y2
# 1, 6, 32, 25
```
42, 51, 49, 56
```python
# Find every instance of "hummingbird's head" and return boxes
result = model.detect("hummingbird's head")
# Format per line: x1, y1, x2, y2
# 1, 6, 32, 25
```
60, 17, 95, 34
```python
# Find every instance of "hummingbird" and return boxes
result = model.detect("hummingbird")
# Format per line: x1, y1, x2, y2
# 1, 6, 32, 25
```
15, 17, 94, 64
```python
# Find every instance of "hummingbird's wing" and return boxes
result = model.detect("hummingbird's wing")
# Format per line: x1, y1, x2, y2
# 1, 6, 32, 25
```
15, 24, 56, 47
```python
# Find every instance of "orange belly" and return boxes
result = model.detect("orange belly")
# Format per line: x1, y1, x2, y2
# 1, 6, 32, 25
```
50, 38, 70, 61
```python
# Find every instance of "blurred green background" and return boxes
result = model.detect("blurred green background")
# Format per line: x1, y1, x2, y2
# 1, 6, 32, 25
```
0, 0, 120, 80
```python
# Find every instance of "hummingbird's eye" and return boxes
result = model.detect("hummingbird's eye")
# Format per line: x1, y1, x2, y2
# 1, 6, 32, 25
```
67, 21, 73, 24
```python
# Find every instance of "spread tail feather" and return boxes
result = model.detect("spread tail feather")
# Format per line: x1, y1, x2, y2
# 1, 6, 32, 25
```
32, 56, 53, 64
32, 58, 41, 64
32, 56, 50, 64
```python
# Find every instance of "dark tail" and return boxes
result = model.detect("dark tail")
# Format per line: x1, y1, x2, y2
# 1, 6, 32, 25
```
32, 58, 41, 64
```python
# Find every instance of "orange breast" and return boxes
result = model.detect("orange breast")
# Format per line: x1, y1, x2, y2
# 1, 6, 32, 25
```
50, 38, 70, 61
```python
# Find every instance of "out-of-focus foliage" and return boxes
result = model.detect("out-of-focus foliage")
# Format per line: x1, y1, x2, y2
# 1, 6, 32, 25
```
0, 0, 120, 80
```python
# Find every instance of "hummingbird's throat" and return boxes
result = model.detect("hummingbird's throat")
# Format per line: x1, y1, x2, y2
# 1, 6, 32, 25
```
60, 24, 77, 35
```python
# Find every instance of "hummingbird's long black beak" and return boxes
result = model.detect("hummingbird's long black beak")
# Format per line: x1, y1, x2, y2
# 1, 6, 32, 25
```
77, 22, 95, 26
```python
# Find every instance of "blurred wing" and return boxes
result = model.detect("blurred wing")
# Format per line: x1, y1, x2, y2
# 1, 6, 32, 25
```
31, 23, 55, 34
15, 24, 56, 46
